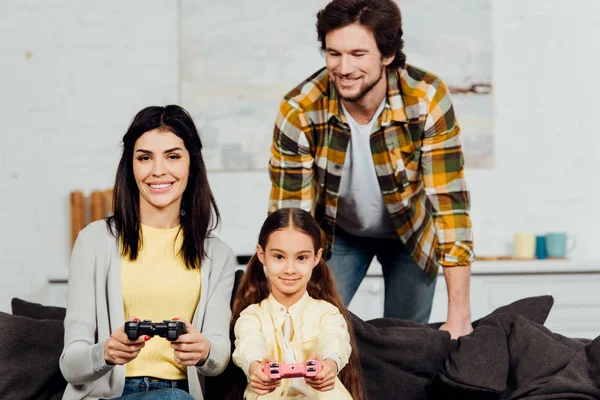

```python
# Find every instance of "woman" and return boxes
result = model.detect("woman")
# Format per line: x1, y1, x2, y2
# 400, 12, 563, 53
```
60, 105, 235, 400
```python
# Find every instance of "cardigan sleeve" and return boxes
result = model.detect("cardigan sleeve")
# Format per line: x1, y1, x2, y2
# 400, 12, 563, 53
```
194, 239, 236, 376
59, 231, 114, 385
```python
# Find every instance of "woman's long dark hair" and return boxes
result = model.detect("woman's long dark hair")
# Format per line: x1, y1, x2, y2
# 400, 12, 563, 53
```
106, 105, 220, 268
230, 208, 364, 400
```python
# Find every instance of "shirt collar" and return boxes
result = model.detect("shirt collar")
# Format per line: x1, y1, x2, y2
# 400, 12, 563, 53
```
266, 291, 311, 316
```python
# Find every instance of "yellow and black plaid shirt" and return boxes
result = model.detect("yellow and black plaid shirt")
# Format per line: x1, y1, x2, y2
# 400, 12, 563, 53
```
268, 64, 474, 280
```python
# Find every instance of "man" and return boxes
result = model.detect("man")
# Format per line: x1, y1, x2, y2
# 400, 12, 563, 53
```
268, 0, 474, 339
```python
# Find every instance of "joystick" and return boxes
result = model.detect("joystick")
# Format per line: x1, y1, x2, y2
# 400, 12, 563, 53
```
124, 319, 187, 341
263, 360, 322, 379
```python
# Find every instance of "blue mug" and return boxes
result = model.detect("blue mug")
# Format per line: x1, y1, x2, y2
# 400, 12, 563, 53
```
545, 233, 576, 258
535, 235, 547, 259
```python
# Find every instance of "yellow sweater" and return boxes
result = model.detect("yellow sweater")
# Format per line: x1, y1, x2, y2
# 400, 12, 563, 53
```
121, 224, 201, 380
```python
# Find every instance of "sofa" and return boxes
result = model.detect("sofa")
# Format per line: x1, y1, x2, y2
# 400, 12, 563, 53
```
2, 279, 600, 400
207, 293, 600, 400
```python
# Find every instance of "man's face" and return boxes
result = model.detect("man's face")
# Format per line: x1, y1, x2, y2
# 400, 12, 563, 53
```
325, 23, 394, 102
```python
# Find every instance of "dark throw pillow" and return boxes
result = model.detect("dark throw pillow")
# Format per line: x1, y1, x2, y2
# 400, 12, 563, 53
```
476, 295, 554, 326
0, 312, 66, 400
351, 312, 451, 400
429, 296, 557, 399
11, 298, 66, 321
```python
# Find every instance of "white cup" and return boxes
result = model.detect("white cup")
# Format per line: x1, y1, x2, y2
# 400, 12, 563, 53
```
513, 233, 536, 260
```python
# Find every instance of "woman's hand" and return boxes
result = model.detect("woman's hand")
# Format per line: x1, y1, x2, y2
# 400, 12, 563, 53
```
104, 318, 149, 365
170, 320, 211, 366
248, 357, 281, 395
305, 355, 337, 392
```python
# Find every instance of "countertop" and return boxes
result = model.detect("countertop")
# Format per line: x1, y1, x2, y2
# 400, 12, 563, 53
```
48, 258, 600, 283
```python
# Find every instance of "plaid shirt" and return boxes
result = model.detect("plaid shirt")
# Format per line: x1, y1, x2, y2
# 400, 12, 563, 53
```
268, 65, 474, 280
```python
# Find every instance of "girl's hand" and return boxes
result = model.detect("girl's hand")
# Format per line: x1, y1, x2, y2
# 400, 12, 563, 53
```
170, 320, 211, 366
248, 357, 281, 395
305, 355, 337, 392
104, 317, 149, 365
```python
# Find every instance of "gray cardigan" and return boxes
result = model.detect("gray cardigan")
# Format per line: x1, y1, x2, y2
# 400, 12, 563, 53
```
59, 220, 236, 400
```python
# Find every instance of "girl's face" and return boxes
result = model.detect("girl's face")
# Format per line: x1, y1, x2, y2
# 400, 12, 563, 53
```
133, 129, 190, 218
257, 227, 323, 308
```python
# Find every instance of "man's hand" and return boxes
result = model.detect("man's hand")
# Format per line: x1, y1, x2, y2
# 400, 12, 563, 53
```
439, 318, 473, 339
441, 266, 473, 339
248, 357, 281, 395
305, 355, 337, 392
170, 320, 211, 366
104, 317, 148, 365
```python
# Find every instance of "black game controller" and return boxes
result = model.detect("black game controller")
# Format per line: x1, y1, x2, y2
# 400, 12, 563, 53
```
124, 319, 187, 341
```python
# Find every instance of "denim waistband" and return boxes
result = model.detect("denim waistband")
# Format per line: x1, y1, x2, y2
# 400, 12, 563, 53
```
124, 376, 189, 392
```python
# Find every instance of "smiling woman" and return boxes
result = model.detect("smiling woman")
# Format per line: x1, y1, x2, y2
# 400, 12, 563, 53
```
59, 105, 236, 400
112, 105, 218, 268
133, 130, 190, 224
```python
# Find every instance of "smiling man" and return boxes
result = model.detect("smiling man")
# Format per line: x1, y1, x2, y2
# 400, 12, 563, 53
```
268, 0, 475, 338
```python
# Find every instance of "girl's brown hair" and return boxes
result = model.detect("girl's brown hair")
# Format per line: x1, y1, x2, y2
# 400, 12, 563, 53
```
230, 208, 364, 400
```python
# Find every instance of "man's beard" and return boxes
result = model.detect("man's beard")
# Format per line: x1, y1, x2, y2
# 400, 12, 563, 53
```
335, 64, 385, 103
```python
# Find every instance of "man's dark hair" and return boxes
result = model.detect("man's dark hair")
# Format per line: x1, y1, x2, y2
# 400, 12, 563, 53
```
316, 0, 406, 69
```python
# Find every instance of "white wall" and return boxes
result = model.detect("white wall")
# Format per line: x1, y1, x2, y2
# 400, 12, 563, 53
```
0, 0, 179, 311
470, 0, 600, 256
1, 0, 599, 312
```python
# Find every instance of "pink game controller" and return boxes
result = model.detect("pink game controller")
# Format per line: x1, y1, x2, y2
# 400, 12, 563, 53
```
263, 360, 322, 379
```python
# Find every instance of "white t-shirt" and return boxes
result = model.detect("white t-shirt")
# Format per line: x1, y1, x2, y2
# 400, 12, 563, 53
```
336, 99, 398, 238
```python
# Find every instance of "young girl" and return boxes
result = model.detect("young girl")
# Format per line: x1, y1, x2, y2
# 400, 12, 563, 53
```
60, 105, 235, 400
231, 208, 364, 400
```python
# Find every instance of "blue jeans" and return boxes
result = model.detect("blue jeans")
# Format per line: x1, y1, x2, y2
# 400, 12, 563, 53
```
327, 227, 436, 323
108, 377, 192, 399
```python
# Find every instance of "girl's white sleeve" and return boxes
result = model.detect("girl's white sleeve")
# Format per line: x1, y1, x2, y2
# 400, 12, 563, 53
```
317, 304, 352, 372
232, 306, 268, 378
